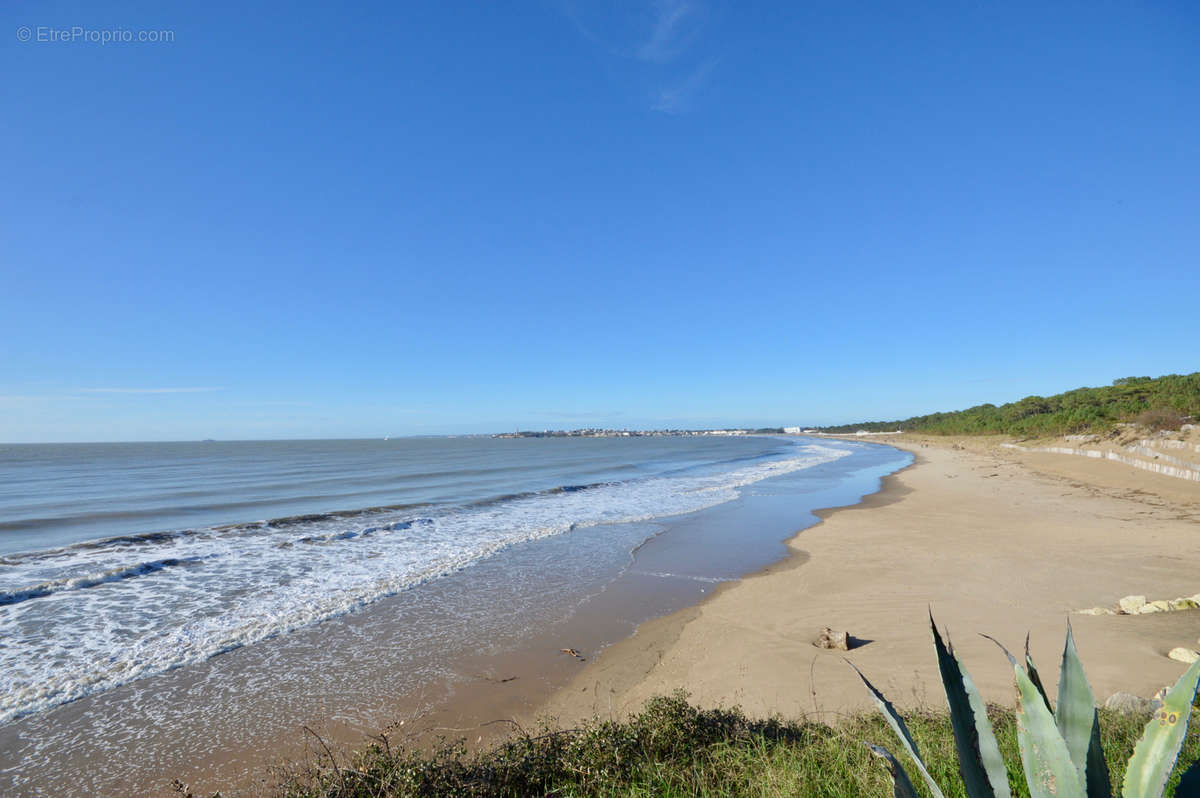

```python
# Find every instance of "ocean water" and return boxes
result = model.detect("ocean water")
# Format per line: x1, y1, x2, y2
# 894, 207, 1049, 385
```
0, 434, 861, 727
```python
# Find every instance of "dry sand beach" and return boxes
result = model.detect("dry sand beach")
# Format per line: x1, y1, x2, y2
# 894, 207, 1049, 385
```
534, 435, 1200, 729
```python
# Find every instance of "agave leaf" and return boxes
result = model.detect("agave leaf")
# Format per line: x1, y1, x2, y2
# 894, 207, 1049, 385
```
1026, 633, 1054, 714
1122, 656, 1200, 798
1083, 716, 1112, 798
930, 615, 1011, 798
1055, 622, 1112, 797
959, 657, 1018, 796
849, 661, 948, 798
984, 635, 1085, 798
867, 743, 922, 798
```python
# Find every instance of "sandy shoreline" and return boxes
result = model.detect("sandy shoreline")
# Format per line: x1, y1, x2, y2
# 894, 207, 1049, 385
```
533, 435, 1200, 729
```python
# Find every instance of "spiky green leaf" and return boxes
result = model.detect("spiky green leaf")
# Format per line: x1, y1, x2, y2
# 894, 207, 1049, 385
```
960, 658, 1018, 796
986, 636, 1085, 798
1026, 633, 1053, 714
850, 661, 947, 798
867, 743, 922, 798
1055, 622, 1111, 798
930, 616, 1011, 798
1122, 656, 1200, 798
1083, 715, 1111, 798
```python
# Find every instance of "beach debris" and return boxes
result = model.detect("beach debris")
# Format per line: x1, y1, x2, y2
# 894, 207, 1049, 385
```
1104, 691, 1161, 715
813, 627, 850, 650
1168, 647, 1200, 664
560, 648, 585, 661
1076, 593, 1200, 616
1120, 595, 1148, 614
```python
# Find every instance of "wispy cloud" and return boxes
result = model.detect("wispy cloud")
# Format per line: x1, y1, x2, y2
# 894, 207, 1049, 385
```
560, 0, 715, 112
79, 387, 222, 394
651, 59, 717, 113
637, 0, 700, 62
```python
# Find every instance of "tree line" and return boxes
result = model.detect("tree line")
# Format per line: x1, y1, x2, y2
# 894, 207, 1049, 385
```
818, 372, 1200, 437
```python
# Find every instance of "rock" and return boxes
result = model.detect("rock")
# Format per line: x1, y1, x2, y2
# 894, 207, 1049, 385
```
1169, 598, 1199, 611
1105, 692, 1154, 714
1168, 647, 1200, 664
813, 627, 850, 650
1141, 599, 1172, 613
1077, 607, 1116, 615
1119, 595, 1147, 614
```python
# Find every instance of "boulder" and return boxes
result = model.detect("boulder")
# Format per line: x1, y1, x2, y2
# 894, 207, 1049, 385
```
813, 627, 850, 650
1104, 692, 1154, 714
1169, 598, 1199, 611
1077, 607, 1116, 615
1168, 647, 1200, 664
1142, 599, 1172, 613
1119, 595, 1147, 614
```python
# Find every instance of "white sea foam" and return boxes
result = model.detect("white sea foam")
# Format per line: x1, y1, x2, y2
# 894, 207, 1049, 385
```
0, 440, 851, 724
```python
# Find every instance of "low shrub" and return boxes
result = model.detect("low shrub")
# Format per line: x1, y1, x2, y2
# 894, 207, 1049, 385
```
1134, 409, 1187, 432
272, 690, 1199, 797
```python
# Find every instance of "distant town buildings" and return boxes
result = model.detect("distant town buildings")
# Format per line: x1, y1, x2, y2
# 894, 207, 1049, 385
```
493, 427, 784, 439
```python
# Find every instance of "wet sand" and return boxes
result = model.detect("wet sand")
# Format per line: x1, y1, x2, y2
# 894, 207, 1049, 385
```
536, 435, 1200, 728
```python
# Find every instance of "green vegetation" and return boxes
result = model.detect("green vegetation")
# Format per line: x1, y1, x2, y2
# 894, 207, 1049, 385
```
818, 373, 1200, 437
267, 691, 1199, 797
857, 617, 1200, 798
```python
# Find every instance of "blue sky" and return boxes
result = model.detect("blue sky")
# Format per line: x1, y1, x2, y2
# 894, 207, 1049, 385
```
3, 1, 1198, 442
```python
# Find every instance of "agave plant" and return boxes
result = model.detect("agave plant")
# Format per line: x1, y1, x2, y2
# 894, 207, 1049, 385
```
853, 614, 1200, 797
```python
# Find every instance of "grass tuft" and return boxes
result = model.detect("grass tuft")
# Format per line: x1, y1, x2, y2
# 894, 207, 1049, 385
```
272, 692, 1200, 797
